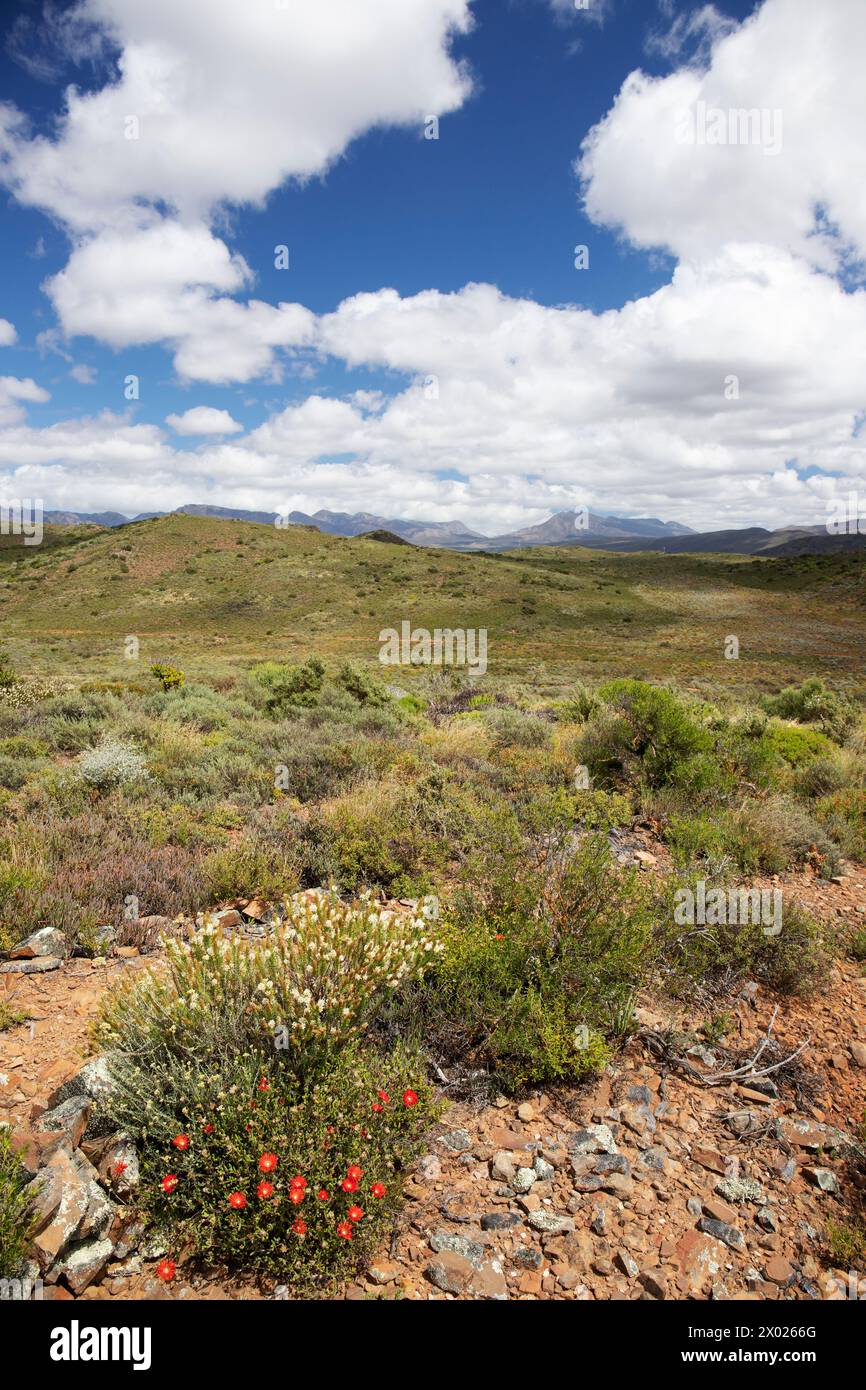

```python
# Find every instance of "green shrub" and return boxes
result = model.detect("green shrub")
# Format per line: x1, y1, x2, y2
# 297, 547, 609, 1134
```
199, 834, 303, 902
766, 721, 834, 768
151, 664, 185, 691
760, 678, 858, 744
558, 682, 600, 723
123, 1044, 435, 1287
335, 661, 389, 707
0, 1128, 33, 1278
588, 680, 712, 788
415, 829, 656, 1090
251, 657, 325, 713
815, 788, 866, 862
0, 642, 16, 690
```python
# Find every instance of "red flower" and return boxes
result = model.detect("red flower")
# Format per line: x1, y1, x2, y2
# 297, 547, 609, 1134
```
377, 1090, 390, 1105
202, 1123, 214, 1135
292, 1218, 307, 1236
156, 1258, 175, 1282
317, 1188, 330, 1202
289, 1174, 306, 1189
257, 1077, 270, 1092
257, 1180, 275, 1201
289, 1187, 305, 1206
341, 1177, 358, 1194
162, 1173, 178, 1194
372, 1103, 384, 1113
347, 1205, 364, 1223
402, 1089, 418, 1108
258, 1152, 278, 1173
171, 1134, 190, 1151
337, 1221, 353, 1241
370, 1183, 386, 1199
346, 1165, 363, 1182
228, 1191, 247, 1210
113, 1161, 128, 1177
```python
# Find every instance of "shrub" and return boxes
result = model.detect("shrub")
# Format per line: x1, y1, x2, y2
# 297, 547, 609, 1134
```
0, 642, 15, 690
760, 678, 858, 744
118, 1044, 436, 1287
151, 664, 185, 691
0, 1128, 33, 1279
766, 721, 834, 768
199, 834, 303, 903
558, 682, 600, 723
484, 706, 551, 749
335, 662, 389, 707
98, 890, 441, 1084
77, 738, 150, 789
251, 657, 325, 713
414, 828, 657, 1090
588, 680, 712, 789
815, 788, 866, 862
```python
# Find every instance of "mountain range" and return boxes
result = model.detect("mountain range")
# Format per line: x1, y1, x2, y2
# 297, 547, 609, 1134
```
39, 503, 865, 556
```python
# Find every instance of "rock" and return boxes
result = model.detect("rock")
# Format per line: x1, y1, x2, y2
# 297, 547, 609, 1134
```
468, 1257, 509, 1300
675, 1231, 727, 1296
517, 1102, 535, 1122
368, 1260, 403, 1285
427, 1251, 473, 1294
805, 1167, 838, 1194
774, 1116, 849, 1152
634, 850, 657, 866
640, 1270, 668, 1299
599, 1173, 634, 1199
31, 1148, 116, 1274
764, 1256, 795, 1287
481, 1212, 522, 1232
527, 1211, 574, 1236
726, 1110, 764, 1138
570, 1124, 617, 1157
491, 1151, 516, 1183
417, 1155, 442, 1182
533, 1157, 555, 1183
513, 1167, 537, 1194
46, 1057, 117, 1140
56, 1238, 115, 1295
756, 1207, 778, 1233
594, 1153, 631, 1177
512, 1248, 543, 1271
621, 1103, 656, 1136
10, 927, 69, 960
428, 1231, 484, 1268
615, 1251, 639, 1278
703, 1196, 738, 1225
715, 1176, 765, 1205
699, 1218, 745, 1252
693, 1146, 729, 1175
850, 1042, 866, 1068
34, 1097, 92, 1149
439, 1129, 472, 1153
0, 957, 62, 975
639, 1147, 670, 1174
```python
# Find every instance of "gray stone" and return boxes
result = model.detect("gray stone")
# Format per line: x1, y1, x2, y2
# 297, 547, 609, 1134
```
513, 1166, 537, 1194
699, 1218, 746, 1251
428, 1230, 484, 1268
527, 1211, 574, 1235
10, 927, 69, 960
570, 1124, 617, 1156
805, 1167, 838, 1194
55, 1238, 114, 1295
533, 1157, 555, 1183
0, 956, 62, 975
715, 1176, 766, 1205
491, 1151, 516, 1183
594, 1153, 631, 1177
439, 1128, 472, 1153
481, 1212, 522, 1232
46, 1056, 117, 1140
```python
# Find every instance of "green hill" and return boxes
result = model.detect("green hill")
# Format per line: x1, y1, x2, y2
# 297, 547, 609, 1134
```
1, 513, 864, 696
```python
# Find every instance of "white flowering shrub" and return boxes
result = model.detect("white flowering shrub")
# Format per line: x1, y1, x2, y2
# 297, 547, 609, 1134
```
98, 889, 442, 1076
77, 737, 150, 789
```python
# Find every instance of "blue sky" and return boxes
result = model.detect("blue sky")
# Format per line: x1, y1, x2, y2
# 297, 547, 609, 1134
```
0, 0, 863, 532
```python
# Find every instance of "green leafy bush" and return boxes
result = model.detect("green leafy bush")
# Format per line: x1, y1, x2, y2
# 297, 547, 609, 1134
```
151, 664, 185, 691
251, 657, 325, 712
587, 680, 712, 789
760, 678, 858, 744
335, 661, 389, 707
0, 1128, 33, 1279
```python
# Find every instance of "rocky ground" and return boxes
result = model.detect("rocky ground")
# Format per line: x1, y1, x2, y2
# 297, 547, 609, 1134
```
1, 861, 864, 1302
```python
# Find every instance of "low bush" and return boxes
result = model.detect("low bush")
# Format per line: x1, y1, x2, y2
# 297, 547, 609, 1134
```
760, 678, 858, 744
77, 738, 150, 790
0, 1128, 33, 1278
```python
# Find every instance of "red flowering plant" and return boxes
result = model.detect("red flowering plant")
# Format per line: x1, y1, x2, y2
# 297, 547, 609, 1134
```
127, 1044, 435, 1287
